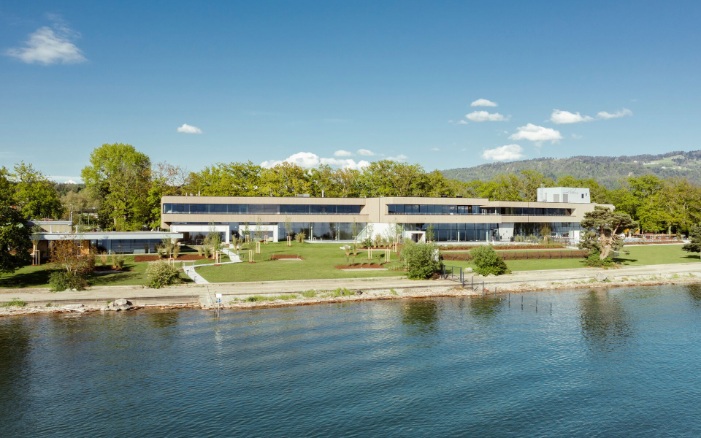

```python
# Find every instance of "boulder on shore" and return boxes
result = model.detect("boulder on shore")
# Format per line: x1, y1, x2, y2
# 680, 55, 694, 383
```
107, 298, 133, 311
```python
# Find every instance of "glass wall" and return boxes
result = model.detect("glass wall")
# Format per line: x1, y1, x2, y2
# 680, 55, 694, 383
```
387, 204, 570, 216
163, 203, 363, 215
402, 223, 495, 242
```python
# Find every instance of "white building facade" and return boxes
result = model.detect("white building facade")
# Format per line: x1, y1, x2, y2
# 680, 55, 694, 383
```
161, 189, 605, 245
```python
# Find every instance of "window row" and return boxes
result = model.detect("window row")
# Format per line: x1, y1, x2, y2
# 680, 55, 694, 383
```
163, 203, 363, 215
387, 204, 571, 216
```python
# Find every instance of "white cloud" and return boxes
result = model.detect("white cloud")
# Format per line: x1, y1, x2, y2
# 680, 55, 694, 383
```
597, 108, 633, 120
430, 147, 440, 152
6, 24, 86, 65
471, 98, 498, 107
321, 158, 370, 170
334, 150, 352, 157
466, 111, 508, 122
509, 123, 562, 144
550, 109, 594, 124
482, 144, 524, 161
386, 154, 408, 162
261, 152, 370, 170
357, 149, 375, 156
177, 123, 202, 134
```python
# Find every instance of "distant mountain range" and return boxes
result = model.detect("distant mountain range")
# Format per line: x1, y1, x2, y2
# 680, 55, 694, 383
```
441, 150, 701, 188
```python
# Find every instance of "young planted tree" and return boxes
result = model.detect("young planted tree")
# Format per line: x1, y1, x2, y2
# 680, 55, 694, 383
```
401, 242, 441, 279
49, 239, 95, 291
579, 206, 636, 265
470, 245, 509, 276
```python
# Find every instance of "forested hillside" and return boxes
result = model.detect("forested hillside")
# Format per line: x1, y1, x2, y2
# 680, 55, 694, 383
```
442, 150, 701, 188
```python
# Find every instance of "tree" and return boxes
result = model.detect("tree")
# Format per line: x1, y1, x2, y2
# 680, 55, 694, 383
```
0, 205, 32, 274
0, 167, 13, 205
579, 206, 636, 264
184, 161, 262, 196
259, 162, 311, 196
147, 162, 188, 228
81, 143, 151, 231
12, 162, 64, 220
470, 245, 509, 276
683, 225, 701, 259
49, 239, 95, 291
401, 242, 441, 279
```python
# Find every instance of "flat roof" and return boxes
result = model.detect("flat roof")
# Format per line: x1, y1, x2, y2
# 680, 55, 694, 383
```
34, 232, 183, 241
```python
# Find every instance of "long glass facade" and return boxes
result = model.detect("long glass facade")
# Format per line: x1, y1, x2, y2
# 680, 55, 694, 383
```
163, 203, 362, 215
387, 204, 569, 216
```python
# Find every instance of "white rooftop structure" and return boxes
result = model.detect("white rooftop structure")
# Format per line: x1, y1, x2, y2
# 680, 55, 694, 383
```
537, 187, 590, 204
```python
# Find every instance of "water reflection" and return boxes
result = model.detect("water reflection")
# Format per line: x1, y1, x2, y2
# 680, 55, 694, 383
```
147, 311, 179, 329
469, 296, 503, 320
401, 300, 440, 335
686, 284, 701, 305
0, 319, 31, 418
579, 289, 631, 351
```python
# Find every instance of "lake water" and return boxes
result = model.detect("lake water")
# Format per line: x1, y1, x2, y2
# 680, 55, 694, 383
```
3, 284, 701, 437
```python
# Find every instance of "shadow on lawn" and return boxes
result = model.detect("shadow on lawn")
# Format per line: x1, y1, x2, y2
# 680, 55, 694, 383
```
0, 269, 57, 288
614, 257, 638, 265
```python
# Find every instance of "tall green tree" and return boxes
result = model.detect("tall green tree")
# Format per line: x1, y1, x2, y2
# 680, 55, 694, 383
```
259, 162, 310, 196
0, 167, 14, 205
12, 162, 64, 220
0, 205, 31, 273
184, 161, 262, 196
81, 143, 151, 231
0, 171, 31, 273
147, 162, 188, 228
358, 161, 427, 197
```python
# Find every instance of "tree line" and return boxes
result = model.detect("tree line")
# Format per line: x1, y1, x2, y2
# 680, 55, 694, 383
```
2, 143, 701, 236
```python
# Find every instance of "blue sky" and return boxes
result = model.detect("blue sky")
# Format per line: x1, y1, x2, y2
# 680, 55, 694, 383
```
1, 1, 700, 182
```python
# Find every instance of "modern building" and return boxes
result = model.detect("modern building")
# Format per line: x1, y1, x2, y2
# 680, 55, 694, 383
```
161, 188, 607, 245
30, 220, 183, 258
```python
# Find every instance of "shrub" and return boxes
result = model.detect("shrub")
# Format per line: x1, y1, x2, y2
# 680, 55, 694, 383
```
584, 251, 616, 267
111, 253, 125, 270
470, 245, 510, 276
401, 242, 441, 279
146, 261, 182, 289
49, 271, 88, 291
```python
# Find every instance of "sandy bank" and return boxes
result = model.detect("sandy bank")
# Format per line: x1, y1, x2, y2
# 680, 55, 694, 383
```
1, 263, 701, 316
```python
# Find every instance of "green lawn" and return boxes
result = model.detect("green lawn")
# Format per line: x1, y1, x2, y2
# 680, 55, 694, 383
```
197, 242, 404, 283
0, 256, 190, 289
615, 244, 700, 266
1, 243, 698, 289
441, 243, 699, 272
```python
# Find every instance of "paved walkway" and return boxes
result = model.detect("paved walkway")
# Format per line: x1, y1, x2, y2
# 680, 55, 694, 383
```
2, 263, 700, 308
181, 249, 242, 284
